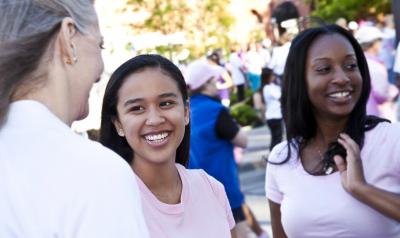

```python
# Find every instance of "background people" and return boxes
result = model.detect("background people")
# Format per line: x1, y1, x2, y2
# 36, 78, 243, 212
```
0, 1, 148, 237
186, 59, 268, 238
261, 68, 283, 151
355, 25, 399, 121
266, 24, 400, 238
228, 46, 247, 102
100, 54, 236, 238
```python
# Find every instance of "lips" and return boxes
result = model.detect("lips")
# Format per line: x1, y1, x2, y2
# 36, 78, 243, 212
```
327, 90, 353, 104
328, 91, 350, 98
143, 131, 170, 146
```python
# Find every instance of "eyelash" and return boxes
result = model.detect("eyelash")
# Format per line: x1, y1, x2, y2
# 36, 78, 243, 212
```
160, 101, 176, 107
130, 106, 144, 112
315, 63, 358, 74
316, 67, 330, 74
128, 101, 176, 113
345, 63, 358, 70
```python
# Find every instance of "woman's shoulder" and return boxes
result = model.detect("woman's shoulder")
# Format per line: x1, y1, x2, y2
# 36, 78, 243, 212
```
62, 135, 133, 180
268, 141, 297, 164
181, 166, 225, 195
367, 121, 400, 140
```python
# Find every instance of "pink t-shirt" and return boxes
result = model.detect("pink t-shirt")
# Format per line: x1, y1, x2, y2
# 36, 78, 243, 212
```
135, 164, 235, 238
266, 122, 400, 238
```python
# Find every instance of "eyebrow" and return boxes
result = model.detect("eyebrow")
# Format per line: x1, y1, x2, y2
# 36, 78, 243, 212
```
123, 92, 178, 107
311, 54, 356, 63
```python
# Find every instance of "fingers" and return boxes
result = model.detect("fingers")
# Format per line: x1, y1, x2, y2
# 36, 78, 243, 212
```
338, 133, 359, 155
334, 155, 346, 172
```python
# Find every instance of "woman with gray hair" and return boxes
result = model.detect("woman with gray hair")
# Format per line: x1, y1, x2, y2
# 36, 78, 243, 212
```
0, 1, 149, 237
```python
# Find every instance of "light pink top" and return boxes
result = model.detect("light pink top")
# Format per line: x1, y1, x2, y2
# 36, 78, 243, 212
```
136, 164, 235, 238
266, 122, 400, 238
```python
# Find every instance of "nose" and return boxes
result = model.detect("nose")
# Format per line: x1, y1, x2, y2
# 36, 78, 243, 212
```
145, 107, 165, 126
332, 67, 351, 85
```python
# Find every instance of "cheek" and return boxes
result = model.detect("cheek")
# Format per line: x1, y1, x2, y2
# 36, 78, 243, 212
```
98, 52, 104, 72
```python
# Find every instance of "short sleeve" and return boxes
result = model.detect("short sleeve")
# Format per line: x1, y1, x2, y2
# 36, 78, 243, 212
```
200, 171, 235, 230
265, 144, 285, 204
215, 109, 240, 140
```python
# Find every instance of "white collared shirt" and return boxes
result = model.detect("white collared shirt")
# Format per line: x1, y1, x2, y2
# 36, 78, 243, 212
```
0, 100, 149, 238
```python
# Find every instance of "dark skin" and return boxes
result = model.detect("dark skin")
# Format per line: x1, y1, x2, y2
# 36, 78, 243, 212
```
268, 200, 287, 238
269, 34, 400, 238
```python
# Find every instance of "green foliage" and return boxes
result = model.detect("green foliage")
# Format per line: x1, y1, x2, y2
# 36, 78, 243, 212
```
230, 102, 259, 127
229, 89, 263, 127
230, 88, 254, 106
127, 0, 190, 34
124, 0, 235, 58
310, 0, 391, 22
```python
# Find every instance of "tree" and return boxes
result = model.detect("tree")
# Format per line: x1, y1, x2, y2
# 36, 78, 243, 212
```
310, 0, 391, 23
123, 0, 235, 59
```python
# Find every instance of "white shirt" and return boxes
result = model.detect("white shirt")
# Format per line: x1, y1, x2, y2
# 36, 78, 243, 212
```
245, 50, 265, 75
263, 83, 282, 120
268, 42, 291, 76
266, 122, 400, 238
0, 100, 149, 238
228, 52, 246, 85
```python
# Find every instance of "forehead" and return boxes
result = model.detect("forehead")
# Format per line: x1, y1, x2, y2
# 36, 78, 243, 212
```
307, 33, 356, 61
118, 68, 181, 98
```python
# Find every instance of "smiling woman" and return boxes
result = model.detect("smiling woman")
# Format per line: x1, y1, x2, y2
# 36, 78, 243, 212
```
100, 54, 237, 238
265, 24, 400, 238
0, 0, 148, 237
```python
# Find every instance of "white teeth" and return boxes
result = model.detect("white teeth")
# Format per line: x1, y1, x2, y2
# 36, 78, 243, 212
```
330, 91, 350, 98
145, 132, 168, 141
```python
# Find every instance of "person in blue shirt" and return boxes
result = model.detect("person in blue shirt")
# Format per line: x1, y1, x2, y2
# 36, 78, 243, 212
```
186, 59, 268, 238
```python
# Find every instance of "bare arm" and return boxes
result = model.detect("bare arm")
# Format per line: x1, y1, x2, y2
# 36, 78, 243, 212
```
350, 184, 400, 221
334, 133, 400, 221
268, 200, 288, 238
231, 128, 248, 148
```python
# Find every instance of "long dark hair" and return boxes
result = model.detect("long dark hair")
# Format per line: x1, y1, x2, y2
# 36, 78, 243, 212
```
100, 54, 190, 167
275, 24, 388, 166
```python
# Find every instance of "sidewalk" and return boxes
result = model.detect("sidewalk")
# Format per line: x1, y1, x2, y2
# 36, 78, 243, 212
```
237, 125, 272, 237
236, 125, 270, 172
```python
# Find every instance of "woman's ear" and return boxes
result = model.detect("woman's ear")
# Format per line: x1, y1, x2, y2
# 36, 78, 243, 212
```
112, 118, 125, 137
184, 102, 190, 126
57, 17, 78, 65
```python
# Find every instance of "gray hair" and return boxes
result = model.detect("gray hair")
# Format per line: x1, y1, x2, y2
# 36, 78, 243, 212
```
0, 0, 97, 127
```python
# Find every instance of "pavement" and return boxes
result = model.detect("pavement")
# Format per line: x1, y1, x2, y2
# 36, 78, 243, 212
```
237, 125, 272, 237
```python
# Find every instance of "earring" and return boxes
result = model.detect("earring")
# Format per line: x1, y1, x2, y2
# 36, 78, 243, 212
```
118, 128, 125, 137
65, 44, 78, 65
71, 44, 78, 63
65, 57, 73, 65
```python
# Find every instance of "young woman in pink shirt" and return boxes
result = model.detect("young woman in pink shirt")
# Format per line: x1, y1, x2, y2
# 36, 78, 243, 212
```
100, 54, 236, 237
266, 24, 400, 238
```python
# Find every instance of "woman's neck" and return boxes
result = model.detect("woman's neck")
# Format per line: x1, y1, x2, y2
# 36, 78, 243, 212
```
13, 73, 74, 126
314, 116, 348, 145
132, 160, 182, 204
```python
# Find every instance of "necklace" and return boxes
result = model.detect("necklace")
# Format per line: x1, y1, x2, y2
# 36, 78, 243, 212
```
315, 144, 334, 175
152, 172, 181, 203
